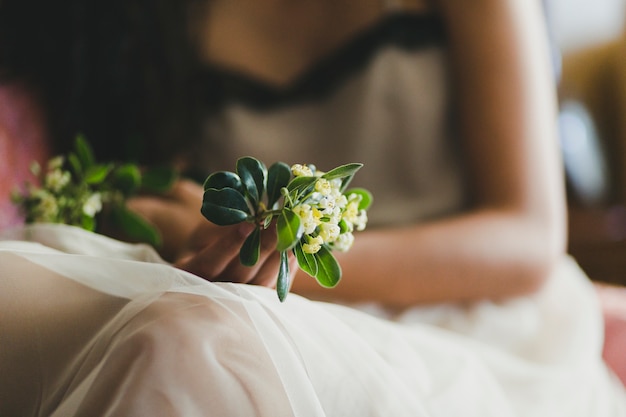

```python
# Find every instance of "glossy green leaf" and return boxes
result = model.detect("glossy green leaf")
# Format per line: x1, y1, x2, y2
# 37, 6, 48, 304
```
345, 188, 374, 211
203, 171, 243, 193
321, 163, 362, 181
84, 164, 113, 185
202, 188, 250, 225
239, 226, 261, 266
236, 157, 267, 205
74, 134, 95, 169
277, 251, 291, 302
267, 162, 291, 208
276, 208, 303, 252
142, 166, 178, 193
285, 175, 317, 199
313, 246, 341, 287
112, 164, 142, 195
111, 206, 162, 247
294, 242, 318, 278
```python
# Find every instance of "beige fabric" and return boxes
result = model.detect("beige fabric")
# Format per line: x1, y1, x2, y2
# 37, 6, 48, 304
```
197, 47, 468, 227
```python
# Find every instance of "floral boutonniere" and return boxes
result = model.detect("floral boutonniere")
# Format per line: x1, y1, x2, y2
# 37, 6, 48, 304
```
201, 157, 372, 301
12, 135, 177, 246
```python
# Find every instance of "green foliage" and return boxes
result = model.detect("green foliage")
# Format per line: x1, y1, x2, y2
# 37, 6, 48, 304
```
277, 251, 291, 302
240, 226, 261, 267
111, 206, 162, 247
13, 135, 177, 248
201, 188, 251, 225
201, 156, 372, 302
276, 208, 303, 252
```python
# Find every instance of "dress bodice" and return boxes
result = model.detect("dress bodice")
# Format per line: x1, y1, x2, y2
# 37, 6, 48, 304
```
191, 13, 469, 227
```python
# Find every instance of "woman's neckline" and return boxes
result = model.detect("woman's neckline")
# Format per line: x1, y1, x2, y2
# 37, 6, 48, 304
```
204, 12, 443, 91
200, 12, 445, 110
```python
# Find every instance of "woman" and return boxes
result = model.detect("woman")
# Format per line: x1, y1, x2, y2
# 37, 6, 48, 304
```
1, 0, 625, 415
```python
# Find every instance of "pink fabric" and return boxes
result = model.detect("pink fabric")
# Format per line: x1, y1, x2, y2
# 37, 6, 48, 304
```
0, 83, 49, 231
597, 283, 626, 386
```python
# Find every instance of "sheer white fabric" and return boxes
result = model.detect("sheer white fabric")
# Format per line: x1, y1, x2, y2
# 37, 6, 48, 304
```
1, 224, 624, 416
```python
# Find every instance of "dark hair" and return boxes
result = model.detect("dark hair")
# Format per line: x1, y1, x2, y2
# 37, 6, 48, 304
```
0, 0, 207, 165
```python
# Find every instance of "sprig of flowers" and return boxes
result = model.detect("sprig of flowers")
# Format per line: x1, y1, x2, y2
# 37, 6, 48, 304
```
201, 157, 372, 301
12, 135, 177, 246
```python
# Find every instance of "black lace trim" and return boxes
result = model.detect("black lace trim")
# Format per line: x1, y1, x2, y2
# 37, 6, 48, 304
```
199, 13, 445, 111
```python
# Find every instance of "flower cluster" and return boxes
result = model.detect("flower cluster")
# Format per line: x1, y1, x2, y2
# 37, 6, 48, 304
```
13, 156, 106, 231
13, 136, 176, 246
201, 157, 372, 302
290, 165, 368, 254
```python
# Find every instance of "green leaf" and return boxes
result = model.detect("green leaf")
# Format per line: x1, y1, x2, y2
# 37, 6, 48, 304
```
112, 164, 142, 195
203, 171, 243, 193
142, 166, 178, 193
345, 187, 374, 211
276, 208, 303, 252
81, 214, 96, 232
277, 251, 291, 302
267, 162, 291, 208
285, 175, 317, 199
84, 164, 113, 185
201, 188, 250, 225
338, 219, 350, 234
239, 226, 261, 266
68, 153, 83, 177
321, 163, 362, 181
74, 134, 95, 169
236, 157, 267, 205
294, 242, 318, 278
313, 246, 341, 287
111, 206, 162, 247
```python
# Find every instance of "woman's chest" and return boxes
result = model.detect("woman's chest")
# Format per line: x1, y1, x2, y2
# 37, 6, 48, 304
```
200, 0, 385, 86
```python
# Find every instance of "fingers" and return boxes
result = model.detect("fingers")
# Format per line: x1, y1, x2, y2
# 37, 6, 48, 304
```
177, 223, 252, 280
176, 223, 289, 288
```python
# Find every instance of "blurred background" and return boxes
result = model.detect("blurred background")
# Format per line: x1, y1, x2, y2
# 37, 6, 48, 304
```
549, 0, 625, 53
547, 0, 626, 285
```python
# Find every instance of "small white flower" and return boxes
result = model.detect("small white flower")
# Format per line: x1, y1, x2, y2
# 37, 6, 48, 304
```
82, 193, 103, 217
29, 161, 41, 176
291, 164, 313, 177
32, 189, 59, 221
47, 156, 65, 170
319, 222, 340, 243
293, 204, 318, 235
332, 232, 354, 252
45, 169, 71, 192
354, 210, 368, 231
302, 235, 323, 254
314, 178, 332, 196
335, 194, 348, 209
317, 196, 336, 214
342, 200, 360, 224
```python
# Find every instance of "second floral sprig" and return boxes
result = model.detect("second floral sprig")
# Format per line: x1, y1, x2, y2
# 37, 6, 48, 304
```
200, 157, 372, 302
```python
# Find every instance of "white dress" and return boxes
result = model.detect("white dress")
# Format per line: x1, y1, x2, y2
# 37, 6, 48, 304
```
1, 224, 624, 416
1, 12, 625, 417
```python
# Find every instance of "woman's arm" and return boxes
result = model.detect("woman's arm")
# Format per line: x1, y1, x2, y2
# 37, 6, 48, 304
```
292, 0, 566, 306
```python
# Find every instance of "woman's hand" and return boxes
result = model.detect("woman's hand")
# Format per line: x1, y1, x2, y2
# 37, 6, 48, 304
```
174, 221, 298, 287
126, 179, 206, 262
128, 178, 297, 287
